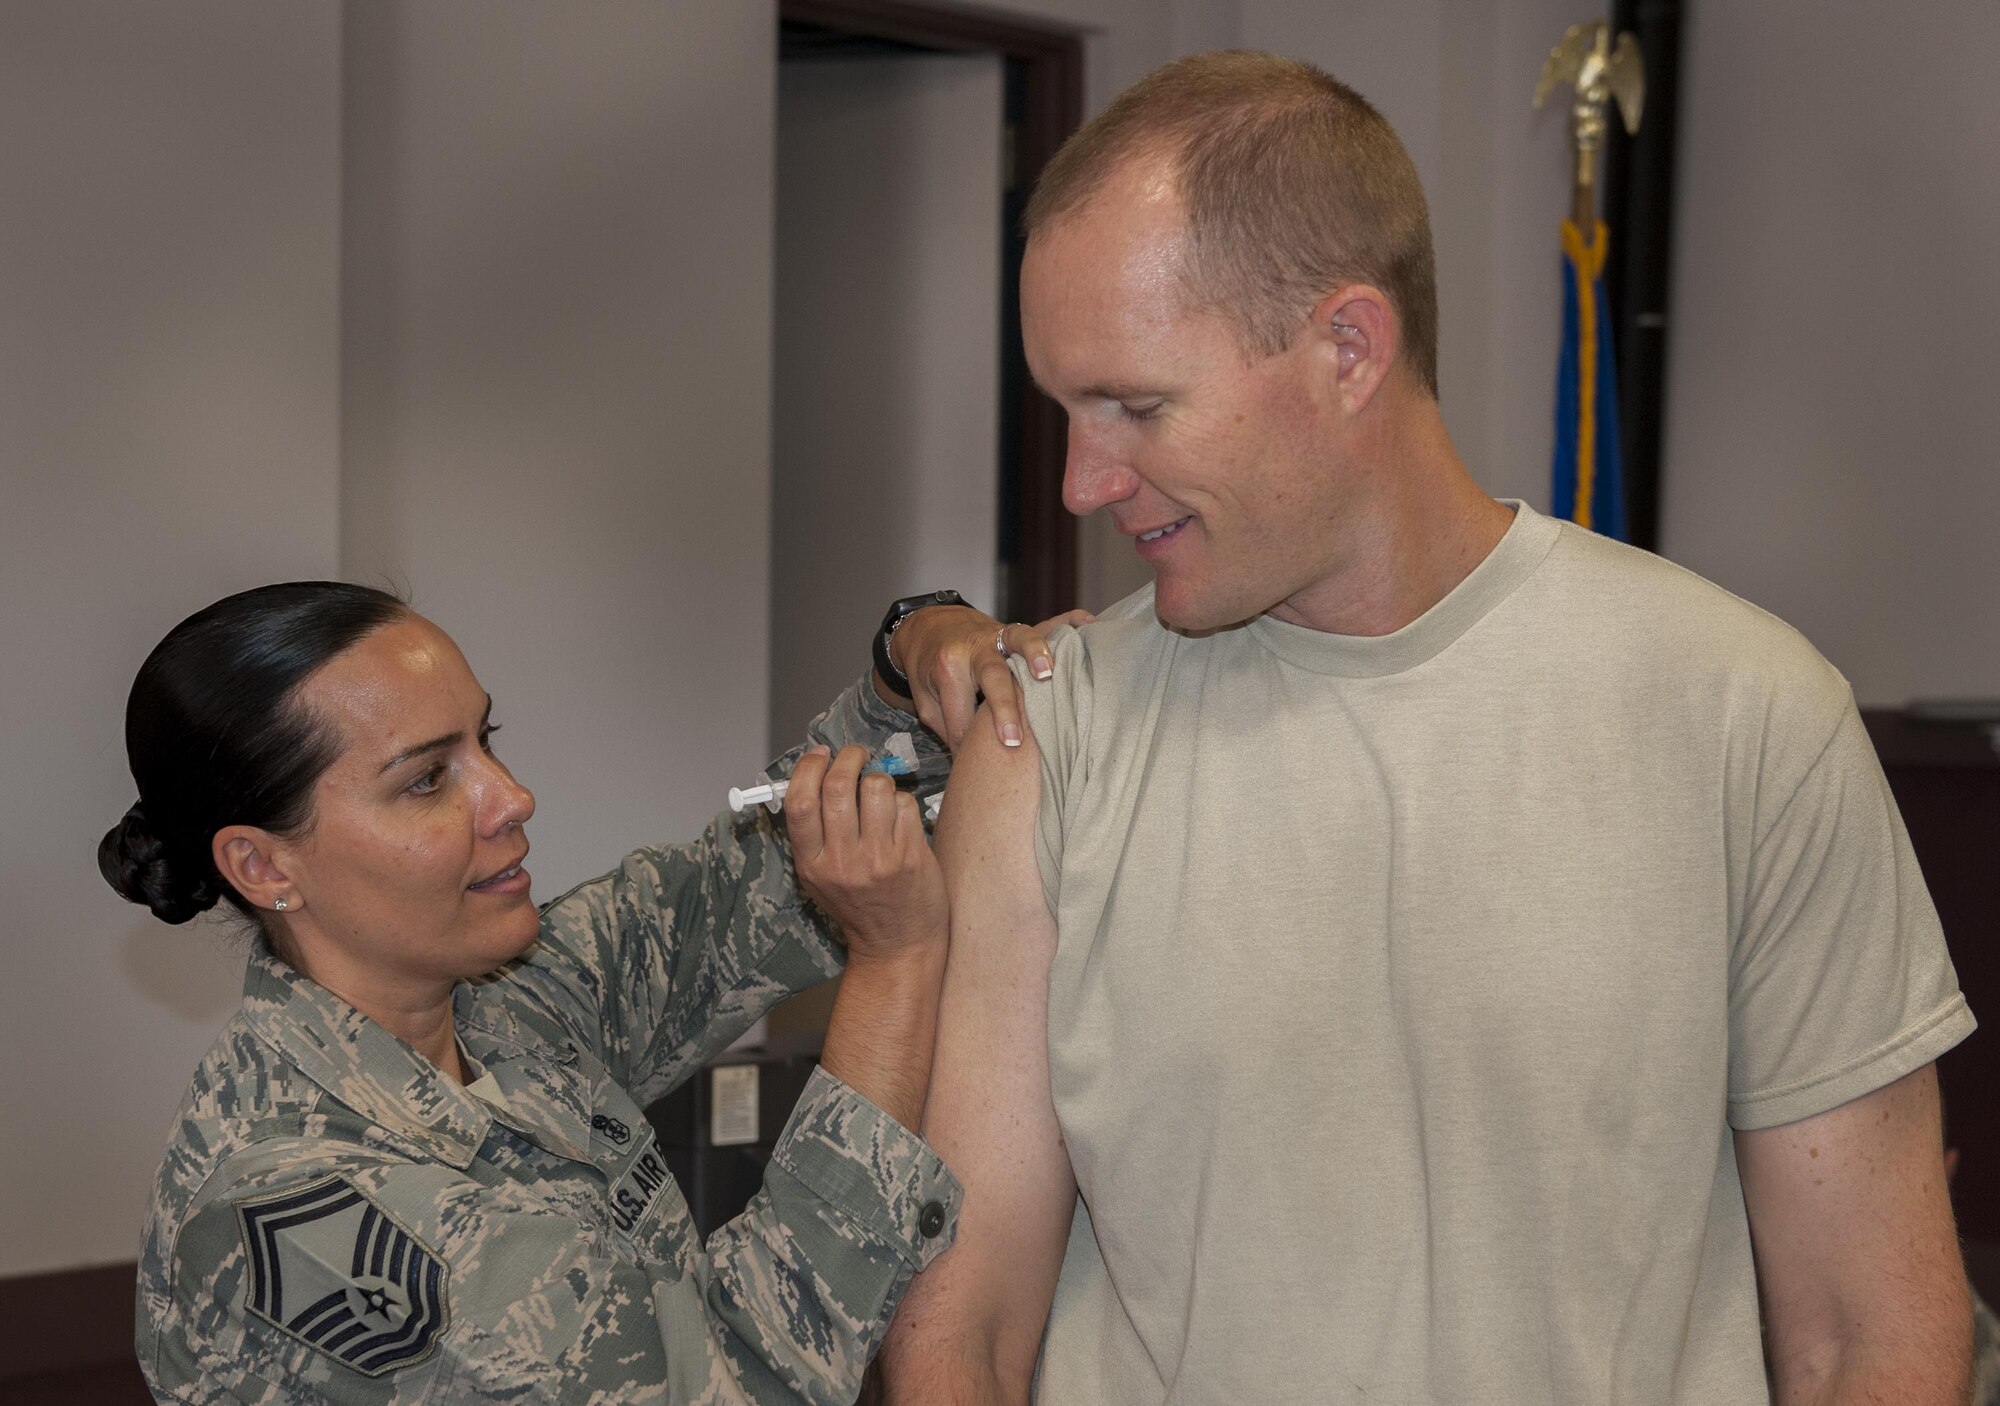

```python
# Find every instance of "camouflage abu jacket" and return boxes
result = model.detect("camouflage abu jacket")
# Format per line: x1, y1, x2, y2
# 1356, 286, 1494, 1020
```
137, 677, 961, 1406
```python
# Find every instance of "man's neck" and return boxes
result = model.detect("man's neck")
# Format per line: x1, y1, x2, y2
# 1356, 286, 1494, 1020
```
1267, 408, 1514, 637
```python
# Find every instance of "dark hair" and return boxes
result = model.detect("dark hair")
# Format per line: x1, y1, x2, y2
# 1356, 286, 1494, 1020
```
98, 582, 408, 923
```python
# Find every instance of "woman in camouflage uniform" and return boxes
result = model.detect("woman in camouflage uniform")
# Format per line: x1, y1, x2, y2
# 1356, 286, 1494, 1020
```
101, 582, 1062, 1405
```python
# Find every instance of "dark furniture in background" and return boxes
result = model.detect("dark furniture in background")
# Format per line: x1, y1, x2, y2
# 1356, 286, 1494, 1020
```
648, 1036, 826, 1238
1863, 708, 1999, 1296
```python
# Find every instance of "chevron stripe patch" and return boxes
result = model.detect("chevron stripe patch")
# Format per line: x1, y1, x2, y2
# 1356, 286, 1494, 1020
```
235, 1175, 450, 1377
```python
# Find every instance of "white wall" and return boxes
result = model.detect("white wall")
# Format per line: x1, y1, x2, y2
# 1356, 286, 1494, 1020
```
0, 1, 342, 1275
341, 0, 778, 892
770, 54, 1005, 751
1659, 1, 2000, 705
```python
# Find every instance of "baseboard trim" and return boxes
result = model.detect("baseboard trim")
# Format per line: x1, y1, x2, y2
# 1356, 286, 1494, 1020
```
0, 1261, 136, 1379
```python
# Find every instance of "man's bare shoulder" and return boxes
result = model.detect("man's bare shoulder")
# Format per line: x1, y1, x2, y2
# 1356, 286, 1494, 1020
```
1011, 587, 1177, 755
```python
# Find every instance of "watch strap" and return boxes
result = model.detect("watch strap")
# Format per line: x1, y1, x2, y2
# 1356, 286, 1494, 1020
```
874, 590, 966, 696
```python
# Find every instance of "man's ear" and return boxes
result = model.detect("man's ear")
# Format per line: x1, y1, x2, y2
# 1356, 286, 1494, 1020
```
1309, 286, 1399, 414
213, 826, 298, 916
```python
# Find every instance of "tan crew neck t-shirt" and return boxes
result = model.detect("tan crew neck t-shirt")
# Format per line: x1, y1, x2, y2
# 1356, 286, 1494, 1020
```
1018, 503, 1972, 1405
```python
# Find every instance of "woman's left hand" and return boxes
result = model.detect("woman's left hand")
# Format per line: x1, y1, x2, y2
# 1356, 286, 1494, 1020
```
785, 745, 947, 963
882, 606, 1096, 753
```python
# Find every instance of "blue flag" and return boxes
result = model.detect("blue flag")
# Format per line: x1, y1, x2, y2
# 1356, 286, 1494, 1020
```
1552, 220, 1626, 539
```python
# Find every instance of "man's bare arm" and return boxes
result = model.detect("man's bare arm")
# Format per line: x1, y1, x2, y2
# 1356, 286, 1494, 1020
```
879, 709, 1077, 1405
1737, 1063, 1973, 1405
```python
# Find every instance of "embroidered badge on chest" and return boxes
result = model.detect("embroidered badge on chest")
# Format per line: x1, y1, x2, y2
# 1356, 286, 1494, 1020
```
235, 1175, 449, 1377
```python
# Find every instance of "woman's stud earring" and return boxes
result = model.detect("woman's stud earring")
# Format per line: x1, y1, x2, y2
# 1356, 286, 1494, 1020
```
274, 898, 288, 912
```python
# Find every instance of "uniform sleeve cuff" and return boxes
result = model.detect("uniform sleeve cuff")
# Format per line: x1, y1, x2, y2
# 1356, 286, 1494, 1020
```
768, 1066, 962, 1271
792, 675, 944, 767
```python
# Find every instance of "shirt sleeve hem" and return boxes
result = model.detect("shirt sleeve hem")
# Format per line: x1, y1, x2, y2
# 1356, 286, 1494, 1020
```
768, 1067, 963, 1270
1729, 992, 1977, 1130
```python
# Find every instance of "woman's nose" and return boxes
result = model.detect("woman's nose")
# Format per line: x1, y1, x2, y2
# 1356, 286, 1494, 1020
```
479, 760, 535, 834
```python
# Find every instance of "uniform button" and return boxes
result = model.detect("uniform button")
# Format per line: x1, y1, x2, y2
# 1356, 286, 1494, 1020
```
918, 1200, 947, 1239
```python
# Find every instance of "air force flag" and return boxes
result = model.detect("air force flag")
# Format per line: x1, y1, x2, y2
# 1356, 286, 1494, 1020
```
1552, 218, 1628, 540
236, 1175, 449, 1376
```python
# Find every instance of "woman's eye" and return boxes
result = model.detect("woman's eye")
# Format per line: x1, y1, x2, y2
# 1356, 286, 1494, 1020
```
407, 765, 446, 797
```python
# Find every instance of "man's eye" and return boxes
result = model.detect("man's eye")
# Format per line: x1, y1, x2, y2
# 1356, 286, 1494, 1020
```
408, 765, 445, 797
1118, 401, 1163, 423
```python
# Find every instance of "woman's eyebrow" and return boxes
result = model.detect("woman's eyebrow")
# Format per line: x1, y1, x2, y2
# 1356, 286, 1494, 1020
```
376, 696, 492, 775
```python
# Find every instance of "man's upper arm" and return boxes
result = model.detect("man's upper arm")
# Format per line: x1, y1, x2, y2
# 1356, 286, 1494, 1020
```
881, 709, 1076, 1403
1736, 1063, 1972, 1402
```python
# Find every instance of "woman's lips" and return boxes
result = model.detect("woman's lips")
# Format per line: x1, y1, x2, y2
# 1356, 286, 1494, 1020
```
467, 862, 530, 895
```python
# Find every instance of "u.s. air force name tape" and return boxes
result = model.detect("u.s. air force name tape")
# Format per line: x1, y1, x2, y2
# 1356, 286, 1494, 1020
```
608, 1132, 675, 1240
235, 1175, 449, 1377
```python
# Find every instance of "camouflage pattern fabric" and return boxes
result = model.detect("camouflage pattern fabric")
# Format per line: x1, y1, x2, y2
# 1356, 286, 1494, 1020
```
138, 676, 961, 1405
1976, 1286, 2000, 1406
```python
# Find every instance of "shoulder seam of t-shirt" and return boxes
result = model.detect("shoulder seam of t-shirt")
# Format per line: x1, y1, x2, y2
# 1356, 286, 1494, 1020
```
1728, 990, 1974, 1124
1745, 693, 1859, 861
1554, 519, 1831, 647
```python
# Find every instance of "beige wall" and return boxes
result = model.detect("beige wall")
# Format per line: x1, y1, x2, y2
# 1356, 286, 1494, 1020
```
1065, 0, 1588, 610
1237, 0, 1578, 509
0, 0, 1217, 1281
0, 0, 777, 1278
1659, 1, 2000, 705
341, 0, 779, 893
770, 54, 1005, 753
8, 0, 1988, 1283
1085, 0, 1997, 709
0, 1, 343, 1275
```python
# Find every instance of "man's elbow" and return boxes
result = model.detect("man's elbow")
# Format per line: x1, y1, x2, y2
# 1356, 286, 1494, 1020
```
879, 1305, 1026, 1406
1766, 1272, 1974, 1405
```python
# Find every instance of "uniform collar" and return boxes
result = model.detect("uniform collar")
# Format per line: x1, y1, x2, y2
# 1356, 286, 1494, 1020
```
240, 939, 492, 1170
453, 983, 595, 1163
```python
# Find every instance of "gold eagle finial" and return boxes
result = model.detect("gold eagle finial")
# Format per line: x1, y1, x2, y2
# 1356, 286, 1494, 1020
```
1535, 22, 1645, 226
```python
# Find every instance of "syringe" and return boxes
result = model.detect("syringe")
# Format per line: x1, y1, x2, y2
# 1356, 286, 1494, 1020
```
727, 779, 791, 813
729, 734, 951, 814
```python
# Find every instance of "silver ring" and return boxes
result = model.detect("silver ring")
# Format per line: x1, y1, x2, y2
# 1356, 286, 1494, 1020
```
995, 626, 1011, 658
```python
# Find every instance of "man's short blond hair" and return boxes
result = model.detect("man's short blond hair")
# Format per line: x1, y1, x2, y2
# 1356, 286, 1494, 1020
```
1025, 51, 1439, 398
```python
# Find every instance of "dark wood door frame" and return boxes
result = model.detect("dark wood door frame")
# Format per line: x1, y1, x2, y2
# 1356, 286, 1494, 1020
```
778, 0, 1084, 621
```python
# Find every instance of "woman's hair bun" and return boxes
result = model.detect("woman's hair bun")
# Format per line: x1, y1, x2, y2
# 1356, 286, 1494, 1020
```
98, 802, 221, 925
106, 581, 407, 924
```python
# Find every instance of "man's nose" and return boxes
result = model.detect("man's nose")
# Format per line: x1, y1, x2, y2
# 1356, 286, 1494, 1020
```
1062, 428, 1140, 517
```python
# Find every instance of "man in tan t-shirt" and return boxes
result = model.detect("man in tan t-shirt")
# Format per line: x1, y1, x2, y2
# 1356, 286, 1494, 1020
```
880, 51, 1975, 1406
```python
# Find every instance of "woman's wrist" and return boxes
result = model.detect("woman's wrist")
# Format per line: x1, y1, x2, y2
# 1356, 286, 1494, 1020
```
819, 942, 947, 1133
840, 931, 947, 981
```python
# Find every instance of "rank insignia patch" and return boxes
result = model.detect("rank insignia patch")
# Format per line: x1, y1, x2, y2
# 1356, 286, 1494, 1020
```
235, 1175, 449, 1376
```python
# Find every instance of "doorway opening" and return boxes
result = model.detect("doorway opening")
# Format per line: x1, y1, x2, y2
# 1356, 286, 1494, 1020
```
765, 2, 1082, 1043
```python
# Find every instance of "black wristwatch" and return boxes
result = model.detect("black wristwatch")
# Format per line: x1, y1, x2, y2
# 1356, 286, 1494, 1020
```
873, 589, 967, 697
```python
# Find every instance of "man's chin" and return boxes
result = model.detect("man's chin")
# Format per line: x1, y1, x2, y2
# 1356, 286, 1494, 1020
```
1151, 581, 1259, 636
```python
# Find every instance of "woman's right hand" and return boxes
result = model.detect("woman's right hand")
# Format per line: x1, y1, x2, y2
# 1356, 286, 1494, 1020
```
784, 745, 947, 965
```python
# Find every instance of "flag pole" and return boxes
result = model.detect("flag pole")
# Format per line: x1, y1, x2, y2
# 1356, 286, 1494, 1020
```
1536, 21, 1644, 541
